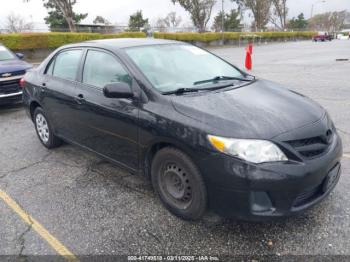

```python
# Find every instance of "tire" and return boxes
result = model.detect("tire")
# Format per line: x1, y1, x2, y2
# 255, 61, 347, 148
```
151, 147, 207, 220
33, 107, 62, 149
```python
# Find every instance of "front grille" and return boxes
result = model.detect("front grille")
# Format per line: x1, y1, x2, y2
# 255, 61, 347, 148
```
285, 131, 333, 159
293, 184, 322, 207
0, 79, 21, 95
0, 70, 25, 78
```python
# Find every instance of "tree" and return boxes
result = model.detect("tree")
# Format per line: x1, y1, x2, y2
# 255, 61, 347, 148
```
4, 13, 33, 33
308, 11, 349, 32
155, 12, 182, 31
212, 9, 241, 32
154, 18, 167, 32
288, 13, 307, 30
43, 0, 87, 31
128, 10, 149, 32
171, 0, 216, 32
225, 9, 241, 31
93, 16, 110, 25
232, 0, 272, 31
328, 11, 349, 32
164, 12, 182, 28
25, 0, 85, 32
212, 11, 225, 32
308, 13, 329, 31
270, 0, 288, 30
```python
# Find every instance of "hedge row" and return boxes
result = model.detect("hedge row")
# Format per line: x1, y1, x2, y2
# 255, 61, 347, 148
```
0, 32, 146, 50
153, 31, 317, 43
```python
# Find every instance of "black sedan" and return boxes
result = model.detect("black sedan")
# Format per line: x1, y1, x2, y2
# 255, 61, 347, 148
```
22, 39, 342, 221
0, 45, 32, 104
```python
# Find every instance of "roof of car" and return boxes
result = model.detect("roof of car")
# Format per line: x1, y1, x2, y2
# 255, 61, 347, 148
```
82, 38, 182, 49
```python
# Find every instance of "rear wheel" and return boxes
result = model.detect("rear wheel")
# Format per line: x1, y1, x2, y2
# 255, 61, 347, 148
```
151, 147, 207, 220
34, 107, 62, 149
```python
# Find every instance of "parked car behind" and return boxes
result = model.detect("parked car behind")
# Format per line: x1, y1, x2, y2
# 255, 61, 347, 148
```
0, 44, 32, 105
313, 32, 333, 42
337, 33, 350, 40
22, 39, 342, 221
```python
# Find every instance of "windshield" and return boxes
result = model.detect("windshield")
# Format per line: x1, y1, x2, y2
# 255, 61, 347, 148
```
0, 46, 16, 61
125, 44, 244, 93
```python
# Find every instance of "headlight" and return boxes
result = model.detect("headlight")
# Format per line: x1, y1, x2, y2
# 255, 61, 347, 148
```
208, 135, 288, 164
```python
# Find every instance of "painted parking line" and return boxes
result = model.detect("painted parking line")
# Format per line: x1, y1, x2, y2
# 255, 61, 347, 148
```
0, 189, 79, 262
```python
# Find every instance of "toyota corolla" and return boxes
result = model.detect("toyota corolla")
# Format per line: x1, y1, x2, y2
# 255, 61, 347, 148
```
22, 38, 342, 221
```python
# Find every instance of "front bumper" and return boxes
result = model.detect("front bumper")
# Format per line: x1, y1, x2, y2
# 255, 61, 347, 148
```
198, 132, 343, 221
0, 91, 23, 104
0, 75, 23, 104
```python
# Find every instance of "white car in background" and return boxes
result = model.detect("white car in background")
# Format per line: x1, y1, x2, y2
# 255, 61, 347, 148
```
337, 34, 349, 40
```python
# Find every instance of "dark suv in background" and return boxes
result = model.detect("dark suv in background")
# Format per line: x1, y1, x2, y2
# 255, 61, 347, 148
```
0, 44, 32, 104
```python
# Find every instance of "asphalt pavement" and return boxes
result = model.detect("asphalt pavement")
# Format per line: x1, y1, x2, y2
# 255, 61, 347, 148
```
0, 40, 349, 260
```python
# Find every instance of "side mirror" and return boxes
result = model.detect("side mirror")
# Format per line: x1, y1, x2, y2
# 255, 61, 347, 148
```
103, 82, 133, 99
16, 53, 24, 60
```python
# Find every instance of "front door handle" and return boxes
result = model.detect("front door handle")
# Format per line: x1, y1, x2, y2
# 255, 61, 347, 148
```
75, 94, 85, 104
40, 83, 46, 93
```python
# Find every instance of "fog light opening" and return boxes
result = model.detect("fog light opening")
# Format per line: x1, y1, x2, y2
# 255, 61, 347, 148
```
250, 191, 274, 213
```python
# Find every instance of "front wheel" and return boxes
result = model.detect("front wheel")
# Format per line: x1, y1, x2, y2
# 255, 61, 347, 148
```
151, 147, 207, 220
34, 107, 62, 149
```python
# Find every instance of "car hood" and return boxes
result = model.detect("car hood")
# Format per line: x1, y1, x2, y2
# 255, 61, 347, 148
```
171, 80, 325, 139
0, 59, 32, 75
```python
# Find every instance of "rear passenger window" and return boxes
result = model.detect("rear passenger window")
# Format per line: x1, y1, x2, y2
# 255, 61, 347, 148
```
83, 50, 131, 88
52, 49, 83, 81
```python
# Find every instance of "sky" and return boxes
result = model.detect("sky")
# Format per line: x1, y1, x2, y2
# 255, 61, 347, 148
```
0, 0, 349, 30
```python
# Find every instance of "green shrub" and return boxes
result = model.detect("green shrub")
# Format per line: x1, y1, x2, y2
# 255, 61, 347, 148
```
153, 31, 317, 43
0, 32, 146, 50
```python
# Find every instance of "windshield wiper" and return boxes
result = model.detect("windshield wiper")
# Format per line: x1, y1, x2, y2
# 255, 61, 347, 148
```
162, 75, 256, 95
193, 75, 254, 86
162, 88, 202, 95
162, 83, 235, 95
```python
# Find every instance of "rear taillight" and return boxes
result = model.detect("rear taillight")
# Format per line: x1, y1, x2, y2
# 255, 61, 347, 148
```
19, 78, 25, 88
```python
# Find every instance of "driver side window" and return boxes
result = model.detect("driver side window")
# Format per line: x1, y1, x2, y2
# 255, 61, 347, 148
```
83, 50, 131, 89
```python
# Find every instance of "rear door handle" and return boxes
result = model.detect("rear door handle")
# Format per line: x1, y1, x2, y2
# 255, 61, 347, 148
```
75, 94, 85, 104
